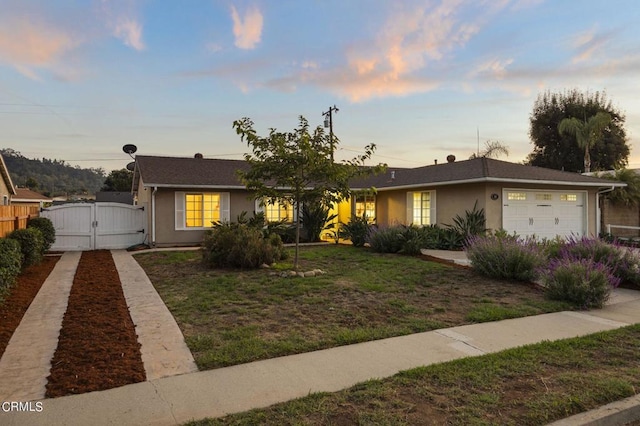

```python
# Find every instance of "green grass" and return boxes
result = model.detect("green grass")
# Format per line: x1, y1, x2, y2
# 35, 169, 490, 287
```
186, 325, 640, 425
136, 245, 571, 370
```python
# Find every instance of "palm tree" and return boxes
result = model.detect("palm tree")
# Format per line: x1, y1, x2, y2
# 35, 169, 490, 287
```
558, 111, 612, 173
469, 140, 510, 159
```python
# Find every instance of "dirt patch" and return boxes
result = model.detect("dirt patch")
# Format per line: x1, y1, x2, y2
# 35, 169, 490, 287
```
0, 255, 60, 358
45, 250, 146, 397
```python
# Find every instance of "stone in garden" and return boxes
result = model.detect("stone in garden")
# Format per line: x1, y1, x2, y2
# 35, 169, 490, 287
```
304, 271, 316, 277
297, 272, 305, 278
260, 263, 270, 269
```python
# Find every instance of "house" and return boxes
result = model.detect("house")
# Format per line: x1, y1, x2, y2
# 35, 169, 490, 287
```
11, 187, 53, 208
132, 154, 624, 247
0, 153, 16, 206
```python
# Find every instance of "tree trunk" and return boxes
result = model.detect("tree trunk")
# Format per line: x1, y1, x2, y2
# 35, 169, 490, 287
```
294, 196, 301, 271
584, 145, 591, 173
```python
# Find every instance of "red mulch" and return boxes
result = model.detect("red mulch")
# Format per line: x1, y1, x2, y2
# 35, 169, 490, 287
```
0, 255, 60, 358
45, 250, 146, 397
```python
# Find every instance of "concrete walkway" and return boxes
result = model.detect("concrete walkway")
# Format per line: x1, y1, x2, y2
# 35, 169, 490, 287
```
0, 252, 80, 401
2, 249, 640, 425
3, 286, 640, 425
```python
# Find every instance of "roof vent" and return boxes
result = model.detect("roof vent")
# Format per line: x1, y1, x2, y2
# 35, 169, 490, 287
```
391, 170, 396, 180
434, 159, 438, 165
446, 154, 456, 163
194, 153, 203, 159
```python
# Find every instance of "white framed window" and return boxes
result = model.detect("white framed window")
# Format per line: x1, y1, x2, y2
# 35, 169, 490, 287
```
354, 194, 375, 221
256, 198, 294, 222
507, 192, 527, 201
175, 192, 230, 230
2, 195, 8, 206
560, 194, 578, 202
535, 193, 552, 201
406, 191, 436, 226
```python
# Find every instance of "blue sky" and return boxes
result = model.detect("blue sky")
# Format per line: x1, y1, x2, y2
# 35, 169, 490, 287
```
1, 0, 639, 174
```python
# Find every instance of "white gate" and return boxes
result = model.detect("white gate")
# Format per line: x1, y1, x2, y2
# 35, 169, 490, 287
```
41, 203, 147, 251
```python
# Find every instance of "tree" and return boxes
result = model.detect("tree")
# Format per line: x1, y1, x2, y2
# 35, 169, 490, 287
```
101, 168, 133, 192
25, 177, 39, 190
526, 90, 629, 172
558, 112, 611, 173
469, 140, 510, 159
597, 169, 640, 207
233, 116, 386, 269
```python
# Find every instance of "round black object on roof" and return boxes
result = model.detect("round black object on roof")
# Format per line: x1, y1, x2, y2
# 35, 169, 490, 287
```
122, 144, 138, 155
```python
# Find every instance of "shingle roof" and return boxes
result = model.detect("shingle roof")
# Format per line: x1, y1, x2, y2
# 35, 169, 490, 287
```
133, 155, 622, 191
133, 155, 250, 189
353, 157, 623, 189
12, 188, 52, 202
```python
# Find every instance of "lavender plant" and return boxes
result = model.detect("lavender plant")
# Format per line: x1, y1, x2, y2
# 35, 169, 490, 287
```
465, 235, 545, 282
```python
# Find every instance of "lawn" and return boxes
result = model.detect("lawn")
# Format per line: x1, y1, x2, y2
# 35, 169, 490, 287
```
135, 245, 570, 370
186, 324, 640, 425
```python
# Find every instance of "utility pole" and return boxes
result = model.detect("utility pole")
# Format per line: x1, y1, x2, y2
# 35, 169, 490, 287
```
323, 105, 339, 162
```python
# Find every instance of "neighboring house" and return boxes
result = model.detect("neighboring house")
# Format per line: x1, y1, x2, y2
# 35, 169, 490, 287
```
95, 191, 134, 204
11, 187, 53, 208
132, 154, 624, 247
0, 153, 16, 206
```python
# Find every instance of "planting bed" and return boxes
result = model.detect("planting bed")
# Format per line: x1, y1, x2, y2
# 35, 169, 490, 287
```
45, 250, 145, 397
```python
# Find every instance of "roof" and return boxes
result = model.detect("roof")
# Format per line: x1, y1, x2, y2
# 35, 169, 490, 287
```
352, 157, 625, 190
133, 155, 250, 190
0, 153, 16, 195
132, 155, 624, 192
12, 187, 53, 202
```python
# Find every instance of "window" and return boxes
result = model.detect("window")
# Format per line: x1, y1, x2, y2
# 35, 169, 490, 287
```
263, 198, 294, 222
354, 194, 375, 220
408, 191, 435, 226
175, 192, 229, 230
507, 192, 527, 201
535, 193, 552, 201
2, 195, 7, 206
560, 194, 577, 202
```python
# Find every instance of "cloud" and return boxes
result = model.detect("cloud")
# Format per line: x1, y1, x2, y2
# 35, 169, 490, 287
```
99, 0, 145, 51
112, 17, 145, 51
0, 18, 77, 80
230, 5, 263, 50
570, 28, 614, 64
470, 58, 514, 80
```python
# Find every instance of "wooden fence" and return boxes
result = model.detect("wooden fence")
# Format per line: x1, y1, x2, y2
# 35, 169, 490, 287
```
0, 205, 40, 238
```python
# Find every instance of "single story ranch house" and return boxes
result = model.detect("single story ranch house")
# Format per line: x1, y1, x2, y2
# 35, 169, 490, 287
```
132, 154, 624, 247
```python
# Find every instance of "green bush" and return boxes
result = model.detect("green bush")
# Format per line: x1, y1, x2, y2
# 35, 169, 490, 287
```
27, 217, 55, 252
202, 223, 286, 269
301, 202, 337, 242
340, 214, 372, 247
369, 226, 404, 253
444, 200, 487, 247
465, 234, 545, 282
8, 227, 44, 267
541, 257, 619, 309
0, 238, 22, 289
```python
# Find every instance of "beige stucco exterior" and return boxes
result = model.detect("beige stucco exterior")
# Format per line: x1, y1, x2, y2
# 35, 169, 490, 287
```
375, 182, 600, 236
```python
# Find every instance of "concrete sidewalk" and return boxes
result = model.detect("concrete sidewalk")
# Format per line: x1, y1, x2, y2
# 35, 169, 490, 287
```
4, 287, 640, 426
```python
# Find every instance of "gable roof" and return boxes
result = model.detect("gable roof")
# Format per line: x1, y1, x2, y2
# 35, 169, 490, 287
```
12, 188, 53, 202
0, 153, 16, 195
353, 157, 625, 190
132, 155, 623, 192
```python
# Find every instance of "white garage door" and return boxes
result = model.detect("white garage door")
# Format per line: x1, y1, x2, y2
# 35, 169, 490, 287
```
502, 190, 586, 240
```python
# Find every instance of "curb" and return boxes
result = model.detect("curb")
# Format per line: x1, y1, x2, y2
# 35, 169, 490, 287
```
547, 394, 640, 425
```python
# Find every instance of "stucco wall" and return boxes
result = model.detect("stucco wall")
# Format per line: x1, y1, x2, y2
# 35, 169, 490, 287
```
375, 182, 600, 236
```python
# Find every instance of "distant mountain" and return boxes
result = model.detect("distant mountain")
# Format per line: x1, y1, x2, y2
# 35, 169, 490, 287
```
1, 148, 106, 197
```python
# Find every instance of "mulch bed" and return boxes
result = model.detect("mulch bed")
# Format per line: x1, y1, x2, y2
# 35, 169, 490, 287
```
45, 250, 146, 397
0, 255, 60, 358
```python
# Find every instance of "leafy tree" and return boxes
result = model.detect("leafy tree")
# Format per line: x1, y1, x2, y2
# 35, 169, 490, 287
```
597, 169, 640, 207
25, 177, 39, 190
101, 168, 133, 192
469, 140, 510, 159
526, 90, 629, 172
558, 112, 611, 173
233, 116, 386, 269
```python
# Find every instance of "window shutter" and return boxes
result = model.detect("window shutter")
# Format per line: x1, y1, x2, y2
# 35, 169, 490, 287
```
220, 192, 230, 222
255, 198, 264, 215
175, 192, 185, 230
406, 192, 414, 225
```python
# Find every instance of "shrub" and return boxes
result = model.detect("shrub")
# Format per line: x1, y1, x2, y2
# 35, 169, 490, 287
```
301, 202, 337, 243
465, 234, 545, 282
541, 256, 619, 309
8, 227, 44, 267
0, 238, 22, 289
340, 214, 372, 247
444, 200, 487, 247
27, 217, 55, 252
202, 223, 286, 269
369, 226, 404, 253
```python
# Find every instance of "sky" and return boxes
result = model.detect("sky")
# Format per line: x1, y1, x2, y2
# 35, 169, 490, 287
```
0, 0, 639, 174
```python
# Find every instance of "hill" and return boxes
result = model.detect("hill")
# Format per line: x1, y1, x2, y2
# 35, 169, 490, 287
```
1, 148, 106, 197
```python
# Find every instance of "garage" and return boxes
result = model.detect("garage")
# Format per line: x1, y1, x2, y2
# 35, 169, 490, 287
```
502, 189, 586, 240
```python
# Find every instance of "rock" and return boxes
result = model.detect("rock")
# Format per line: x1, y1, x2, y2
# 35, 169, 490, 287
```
297, 272, 305, 278
289, 271, 297, 277
304, 271, 316, 277
260, 263, 270, 269
313, 269, 325, 275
